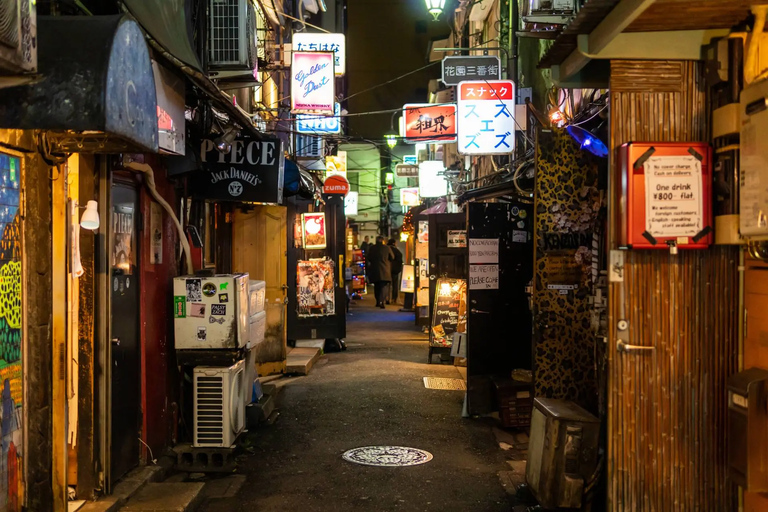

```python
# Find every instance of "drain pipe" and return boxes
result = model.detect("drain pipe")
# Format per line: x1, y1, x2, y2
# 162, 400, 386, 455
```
123, 160, 194, 273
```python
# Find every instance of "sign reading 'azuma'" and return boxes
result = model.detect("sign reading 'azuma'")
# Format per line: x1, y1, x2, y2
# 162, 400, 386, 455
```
192, 135, 285, 204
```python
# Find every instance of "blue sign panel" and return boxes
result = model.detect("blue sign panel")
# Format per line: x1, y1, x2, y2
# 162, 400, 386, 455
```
296, 103, 342, 134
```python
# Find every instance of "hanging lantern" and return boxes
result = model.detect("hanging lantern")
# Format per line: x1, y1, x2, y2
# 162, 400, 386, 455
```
424, 0, 445, 21
384, 132, 398, 148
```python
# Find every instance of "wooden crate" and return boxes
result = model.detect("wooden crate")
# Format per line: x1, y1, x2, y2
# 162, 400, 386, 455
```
493, 377, 533, 429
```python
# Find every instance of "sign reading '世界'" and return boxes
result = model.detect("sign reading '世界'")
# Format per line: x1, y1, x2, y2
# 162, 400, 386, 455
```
191, 135, 285, 204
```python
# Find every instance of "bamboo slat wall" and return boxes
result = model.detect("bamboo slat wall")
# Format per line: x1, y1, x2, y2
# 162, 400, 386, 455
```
608, 60, 739, 511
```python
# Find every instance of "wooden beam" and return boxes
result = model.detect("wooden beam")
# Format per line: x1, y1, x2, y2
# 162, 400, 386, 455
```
578, 29, 730, 60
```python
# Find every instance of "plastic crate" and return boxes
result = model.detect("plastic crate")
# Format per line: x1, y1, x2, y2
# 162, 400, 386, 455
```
493, 377, 533, 429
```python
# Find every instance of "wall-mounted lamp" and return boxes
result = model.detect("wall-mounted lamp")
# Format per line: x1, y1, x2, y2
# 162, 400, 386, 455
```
384, 132, 398, 149
214, 128, 238, 154
424, 0, 446, 20
80, 200, 100, 230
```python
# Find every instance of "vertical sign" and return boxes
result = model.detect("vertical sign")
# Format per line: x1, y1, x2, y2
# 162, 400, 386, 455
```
291, 52, 335, 115
457, 80, 516, 155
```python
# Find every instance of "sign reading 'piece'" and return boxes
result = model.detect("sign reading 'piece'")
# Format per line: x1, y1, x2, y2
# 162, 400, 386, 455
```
193, 135, 284, 203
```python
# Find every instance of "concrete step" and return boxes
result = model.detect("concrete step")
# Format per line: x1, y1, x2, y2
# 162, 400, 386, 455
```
286, 347, 321, 375
79, 465, 166, 512
120, 482, 205, 512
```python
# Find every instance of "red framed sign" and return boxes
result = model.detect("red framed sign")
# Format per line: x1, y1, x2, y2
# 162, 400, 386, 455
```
619, 142, 713, 249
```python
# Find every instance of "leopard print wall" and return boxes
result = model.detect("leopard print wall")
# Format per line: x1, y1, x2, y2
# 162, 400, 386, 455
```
533, 128, 602, 413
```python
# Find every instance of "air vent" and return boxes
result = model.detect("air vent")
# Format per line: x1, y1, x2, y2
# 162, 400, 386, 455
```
193, 361, 245, 448
195, 376, 225, 446
0, 0, 20, 48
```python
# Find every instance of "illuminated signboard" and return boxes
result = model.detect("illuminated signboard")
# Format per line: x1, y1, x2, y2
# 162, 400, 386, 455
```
293, 33, 346, 75
403, 103, 457, 144
291, 52, 335, 115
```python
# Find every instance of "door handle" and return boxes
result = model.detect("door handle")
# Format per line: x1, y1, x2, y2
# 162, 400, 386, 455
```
429, 275, 436, 281
471, 308, 490, 314
617, 341, 654, 354
111, 337, 120, 346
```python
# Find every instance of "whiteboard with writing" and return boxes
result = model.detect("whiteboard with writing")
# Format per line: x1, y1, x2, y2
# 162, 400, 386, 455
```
644, 155, 703, 237
469, 264, 499, 289
469, 238, 499, 264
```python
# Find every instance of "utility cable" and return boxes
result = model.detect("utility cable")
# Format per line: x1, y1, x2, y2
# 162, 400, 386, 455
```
340, 61, 441, 102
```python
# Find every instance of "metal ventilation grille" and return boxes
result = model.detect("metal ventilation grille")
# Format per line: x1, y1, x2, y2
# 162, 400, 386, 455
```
296, 134, 323, 158
0, 0, 19, 48
195, 375, 224, 445
210, 0, 241, 65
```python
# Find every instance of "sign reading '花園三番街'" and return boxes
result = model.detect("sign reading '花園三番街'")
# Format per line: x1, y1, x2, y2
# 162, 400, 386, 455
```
192, 135, 285, 204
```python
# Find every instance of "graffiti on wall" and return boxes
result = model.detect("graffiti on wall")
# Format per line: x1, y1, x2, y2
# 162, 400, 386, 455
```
0, 152, 22, 511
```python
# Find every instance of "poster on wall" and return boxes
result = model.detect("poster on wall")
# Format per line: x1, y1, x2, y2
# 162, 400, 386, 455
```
0, 152, 23, 509
418, 220, 429, 243
297, 260, 336, 317
112, 206, 134, 275
430, 278, 467, 347
401, 264, 415, 293
291, 51, 335, 115
643, 155, 703, 237
301, 212, 327, 249
325, 151, 347, 178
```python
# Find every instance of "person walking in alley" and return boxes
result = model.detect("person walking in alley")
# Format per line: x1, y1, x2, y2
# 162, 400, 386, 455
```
387, 238, 403, 305
366, 236, 394, 308
360, 235, 370, 254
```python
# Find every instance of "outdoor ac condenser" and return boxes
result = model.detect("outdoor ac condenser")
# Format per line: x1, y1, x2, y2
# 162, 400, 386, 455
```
740, 78, 768, 241
194, 360, 246, 447
525, 398, 600, 510
208, 0, 258, 80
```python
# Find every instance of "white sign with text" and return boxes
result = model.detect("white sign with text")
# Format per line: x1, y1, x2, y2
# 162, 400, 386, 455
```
291, 52, 335, 115
469, 264, 499, 290
644, 155, 703, 237
469, 238, 499, 264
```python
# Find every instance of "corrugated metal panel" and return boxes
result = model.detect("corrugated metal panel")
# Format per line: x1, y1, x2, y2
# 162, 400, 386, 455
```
608, 60, 738, 511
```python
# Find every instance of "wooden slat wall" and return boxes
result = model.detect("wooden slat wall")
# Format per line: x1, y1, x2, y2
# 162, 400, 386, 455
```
608, 60, 739, 512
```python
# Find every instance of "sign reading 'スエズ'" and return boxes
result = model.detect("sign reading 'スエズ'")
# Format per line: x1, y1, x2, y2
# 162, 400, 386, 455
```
192, 135, 284, 204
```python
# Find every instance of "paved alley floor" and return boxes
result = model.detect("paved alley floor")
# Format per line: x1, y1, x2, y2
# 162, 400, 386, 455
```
200, 294, 512, 512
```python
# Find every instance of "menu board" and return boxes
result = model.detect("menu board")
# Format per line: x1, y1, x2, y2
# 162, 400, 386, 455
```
430, 278, 467, 348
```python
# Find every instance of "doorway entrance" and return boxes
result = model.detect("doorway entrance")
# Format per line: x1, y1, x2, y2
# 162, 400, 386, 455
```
110, 182, 140, 481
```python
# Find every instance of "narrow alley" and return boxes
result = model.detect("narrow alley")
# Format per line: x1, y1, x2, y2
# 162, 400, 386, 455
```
200, 295, 514, 512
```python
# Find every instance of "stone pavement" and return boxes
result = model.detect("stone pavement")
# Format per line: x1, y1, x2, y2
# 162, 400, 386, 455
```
199, 294, 513, 512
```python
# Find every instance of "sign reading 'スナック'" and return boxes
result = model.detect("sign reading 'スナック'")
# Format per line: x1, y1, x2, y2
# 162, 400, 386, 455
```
457, 80, 516, 155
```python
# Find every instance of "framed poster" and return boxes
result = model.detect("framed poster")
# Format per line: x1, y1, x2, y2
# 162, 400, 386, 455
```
301, 212, 327, 249
297, 260, 336, 317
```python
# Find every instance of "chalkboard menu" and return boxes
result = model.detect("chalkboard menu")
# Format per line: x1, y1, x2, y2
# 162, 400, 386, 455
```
430, 278, 467, 347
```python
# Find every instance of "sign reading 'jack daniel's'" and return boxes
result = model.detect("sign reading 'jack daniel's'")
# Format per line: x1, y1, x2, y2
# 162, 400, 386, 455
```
191, 135, 285, 204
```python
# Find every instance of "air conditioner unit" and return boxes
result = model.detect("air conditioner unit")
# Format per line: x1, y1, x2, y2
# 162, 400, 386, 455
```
522, 0, 578, 25
296, 133, 324, 158
208, 0, 258, 83
526, 398, 600, 510
0, 0, 37, 86
194, 360, 246, 447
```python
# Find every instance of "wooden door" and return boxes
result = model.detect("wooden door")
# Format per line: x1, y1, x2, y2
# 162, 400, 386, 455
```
743, 257, 768, 511
233, 206, 288, 375
607, 60, 738, 511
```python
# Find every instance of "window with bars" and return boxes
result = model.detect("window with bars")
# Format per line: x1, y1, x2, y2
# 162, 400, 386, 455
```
296, 134, 324, 158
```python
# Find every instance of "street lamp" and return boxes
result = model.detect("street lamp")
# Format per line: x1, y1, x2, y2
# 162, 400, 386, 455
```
424, 0, 445, 20
385, 132, 398, 148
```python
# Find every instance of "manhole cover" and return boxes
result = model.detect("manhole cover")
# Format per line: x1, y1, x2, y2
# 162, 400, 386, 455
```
423, 377, 467, 390
342, 446, 433, 467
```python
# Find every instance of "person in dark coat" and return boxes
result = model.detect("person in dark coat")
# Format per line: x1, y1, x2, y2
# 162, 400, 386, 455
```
387, 238, 404, 304
360, 235, 370, 254
365, 236, 394, 308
